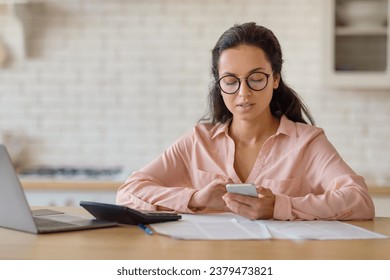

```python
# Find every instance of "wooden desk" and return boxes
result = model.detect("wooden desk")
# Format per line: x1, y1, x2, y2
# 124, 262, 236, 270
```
1, 207, 390, 260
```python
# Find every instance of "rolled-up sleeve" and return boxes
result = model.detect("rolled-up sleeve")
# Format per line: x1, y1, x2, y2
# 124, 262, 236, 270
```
116, 132, 197, 213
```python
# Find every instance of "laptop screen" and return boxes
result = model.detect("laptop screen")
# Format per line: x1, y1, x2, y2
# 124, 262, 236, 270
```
0, 144, 38, 233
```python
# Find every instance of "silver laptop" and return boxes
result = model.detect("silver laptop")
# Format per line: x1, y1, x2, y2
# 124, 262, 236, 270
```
0, 144, 117, 234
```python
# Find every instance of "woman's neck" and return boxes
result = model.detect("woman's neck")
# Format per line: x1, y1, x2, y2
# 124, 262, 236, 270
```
229, 114, 280, 145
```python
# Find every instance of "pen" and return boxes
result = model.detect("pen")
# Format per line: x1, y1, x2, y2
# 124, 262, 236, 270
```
138, 224, 153, 235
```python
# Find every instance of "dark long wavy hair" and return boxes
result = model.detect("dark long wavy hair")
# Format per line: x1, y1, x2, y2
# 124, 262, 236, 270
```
203, 22, 315, 125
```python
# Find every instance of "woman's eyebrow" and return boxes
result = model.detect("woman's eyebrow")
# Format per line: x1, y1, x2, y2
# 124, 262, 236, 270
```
250, 67, 267, 72
220, 67, 268, 76
220, 71, 237, 76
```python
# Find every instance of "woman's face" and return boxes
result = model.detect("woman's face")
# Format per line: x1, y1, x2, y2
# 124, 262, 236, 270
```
218, 44, 279, 123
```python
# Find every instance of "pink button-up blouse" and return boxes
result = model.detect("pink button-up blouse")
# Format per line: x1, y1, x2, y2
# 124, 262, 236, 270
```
116, 116, 375, 220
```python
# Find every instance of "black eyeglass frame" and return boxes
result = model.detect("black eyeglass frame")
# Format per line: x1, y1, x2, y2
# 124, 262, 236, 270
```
217, 71, 273, 94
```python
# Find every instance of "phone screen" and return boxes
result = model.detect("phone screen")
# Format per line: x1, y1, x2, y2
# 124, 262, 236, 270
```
226, 183, 258, 197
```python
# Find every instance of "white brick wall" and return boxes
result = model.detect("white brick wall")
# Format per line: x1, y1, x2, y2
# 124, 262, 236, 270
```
0, 0, 389, 186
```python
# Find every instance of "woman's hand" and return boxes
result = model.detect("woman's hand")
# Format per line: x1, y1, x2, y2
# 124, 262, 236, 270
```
222, 186, 275, 219
189, 179, 231, 212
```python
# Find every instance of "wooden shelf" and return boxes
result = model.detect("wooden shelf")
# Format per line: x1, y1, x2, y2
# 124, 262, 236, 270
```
336, 26, 388, 36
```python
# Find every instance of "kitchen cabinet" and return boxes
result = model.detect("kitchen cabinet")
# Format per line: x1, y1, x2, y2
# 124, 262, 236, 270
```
324, 0, 390, 88
372, 196, 390, 217
369, 186, 390, 217
0, 1, 29, 61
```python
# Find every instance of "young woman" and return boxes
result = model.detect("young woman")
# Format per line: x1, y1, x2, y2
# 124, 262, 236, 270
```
117, 22, 375, 220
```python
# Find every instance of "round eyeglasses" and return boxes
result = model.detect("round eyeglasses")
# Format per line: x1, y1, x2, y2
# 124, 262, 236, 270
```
217, 71, 272, 94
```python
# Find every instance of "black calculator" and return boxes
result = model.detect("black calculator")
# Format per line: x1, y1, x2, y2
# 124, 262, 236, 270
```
80, 201, 182, 225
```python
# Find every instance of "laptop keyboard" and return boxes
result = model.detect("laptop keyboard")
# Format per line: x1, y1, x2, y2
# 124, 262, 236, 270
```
33, 217, 75, 229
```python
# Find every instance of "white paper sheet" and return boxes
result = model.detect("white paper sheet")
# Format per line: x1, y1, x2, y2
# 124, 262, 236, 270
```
257, 220, 388, 240
151, 213, 272, 240
150, 213, 388, 240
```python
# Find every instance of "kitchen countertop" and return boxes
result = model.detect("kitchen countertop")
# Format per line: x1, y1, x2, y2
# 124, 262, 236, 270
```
19, 180, 390, 195
368, 186, 390, 196
20, 179, 122, 191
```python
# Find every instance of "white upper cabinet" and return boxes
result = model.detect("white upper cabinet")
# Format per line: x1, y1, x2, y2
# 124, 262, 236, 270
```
324, 0, 390, 88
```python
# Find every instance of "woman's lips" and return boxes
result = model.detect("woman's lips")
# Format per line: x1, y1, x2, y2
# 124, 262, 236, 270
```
237, 102, 255, 110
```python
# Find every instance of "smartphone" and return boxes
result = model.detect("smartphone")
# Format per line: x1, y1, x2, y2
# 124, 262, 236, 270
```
226, 183, 258, 197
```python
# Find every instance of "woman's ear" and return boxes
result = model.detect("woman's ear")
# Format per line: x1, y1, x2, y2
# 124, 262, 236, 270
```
273, 73, 280, 89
